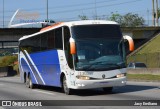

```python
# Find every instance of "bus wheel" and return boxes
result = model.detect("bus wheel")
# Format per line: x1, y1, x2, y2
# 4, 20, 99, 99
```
25, 75, 30, 88
26, 75, 35, 89
29, 75, 35, 89
103, 87, 113, 93
62, 76, 72, 95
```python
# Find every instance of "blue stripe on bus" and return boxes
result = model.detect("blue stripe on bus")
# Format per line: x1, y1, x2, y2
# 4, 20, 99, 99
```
21, 50, 61, 87
21, 58, 37, 84
23, 51, 44, 84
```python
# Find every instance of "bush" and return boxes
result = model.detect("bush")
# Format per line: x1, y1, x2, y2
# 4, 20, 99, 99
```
0, 55, 19, 76
0, 55, 18, 67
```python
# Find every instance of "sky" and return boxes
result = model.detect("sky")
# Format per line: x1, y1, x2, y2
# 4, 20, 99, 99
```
0, 0, 159, 27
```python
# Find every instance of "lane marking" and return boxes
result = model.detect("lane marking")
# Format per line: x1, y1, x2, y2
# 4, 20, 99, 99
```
33, 90, 55, 96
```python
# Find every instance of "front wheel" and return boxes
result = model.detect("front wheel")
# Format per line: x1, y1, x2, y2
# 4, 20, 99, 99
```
62, 76, 72, 95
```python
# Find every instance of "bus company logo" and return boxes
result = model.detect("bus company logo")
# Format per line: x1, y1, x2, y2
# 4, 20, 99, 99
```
2, 101, 11, 106
102, 74, 105, 79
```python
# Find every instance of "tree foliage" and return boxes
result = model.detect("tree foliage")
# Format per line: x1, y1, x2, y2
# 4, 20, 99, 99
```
109, 13, 145, 27
0, 55, 18, 67
78, 15, 88, 20
109, 12, 123, 24
121, 13, 145, 27
78, 12, 145, 27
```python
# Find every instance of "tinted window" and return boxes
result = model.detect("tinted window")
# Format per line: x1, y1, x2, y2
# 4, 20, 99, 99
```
31, 36, 41, 52
71, 25, 122, 39
48, 30, 55, 49
128, 63, 133, 67
55, 28, 62, 49
64, 27, 70, 50
20, 27, 63, 53
41, 33, 48, 51
63, 26, 73, 69
20, 35, 40, 53
135, 63, 146, 67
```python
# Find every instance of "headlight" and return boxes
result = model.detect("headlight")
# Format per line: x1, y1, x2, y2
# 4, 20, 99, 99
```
116, 73, 126, 78
76, 75, 90, 80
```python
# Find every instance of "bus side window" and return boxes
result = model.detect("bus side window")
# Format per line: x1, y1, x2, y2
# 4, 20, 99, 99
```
31, 36, 41, 53
21, 36, 40, 54
55, 28, 63, 49
41, 33, 48, 51
48, 30, 55, 50
64, 27, 70, 50
63, 26, 73, 69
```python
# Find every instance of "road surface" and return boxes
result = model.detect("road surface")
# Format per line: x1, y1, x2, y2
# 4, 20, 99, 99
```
0, 76, 159, 109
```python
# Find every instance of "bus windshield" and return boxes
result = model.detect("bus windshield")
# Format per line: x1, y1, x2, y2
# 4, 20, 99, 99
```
71, 25, 126, 71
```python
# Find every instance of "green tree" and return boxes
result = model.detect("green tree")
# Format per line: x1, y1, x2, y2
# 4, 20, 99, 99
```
109, 12, 145, 27
0, 55, 18, 67
108, 12, 123, 24
78, 15, 88, 20
121, 13, 145, 27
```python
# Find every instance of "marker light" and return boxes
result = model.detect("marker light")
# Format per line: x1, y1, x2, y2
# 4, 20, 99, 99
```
116, 73, 126, 78
76, 75, 90, 80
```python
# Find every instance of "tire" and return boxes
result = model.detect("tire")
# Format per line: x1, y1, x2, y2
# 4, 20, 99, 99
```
62, 76, 72, 95
26, 74, 35, 89
103, 87, 113, 93
25, 75, 30, 88
29, 75, 35, 89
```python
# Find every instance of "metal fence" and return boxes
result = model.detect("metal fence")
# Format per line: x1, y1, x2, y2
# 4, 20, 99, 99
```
127, 52, 160, 68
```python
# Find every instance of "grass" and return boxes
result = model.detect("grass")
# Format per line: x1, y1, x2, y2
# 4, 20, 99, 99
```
127, 34, 160, 68
137, 34, 160, 54
127, 74, 160, 82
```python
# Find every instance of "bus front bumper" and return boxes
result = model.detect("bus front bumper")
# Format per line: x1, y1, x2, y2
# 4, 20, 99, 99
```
73, 77, 126, 89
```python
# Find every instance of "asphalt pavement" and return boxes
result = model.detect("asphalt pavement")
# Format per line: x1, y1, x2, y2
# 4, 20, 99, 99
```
0, 76, 159, 109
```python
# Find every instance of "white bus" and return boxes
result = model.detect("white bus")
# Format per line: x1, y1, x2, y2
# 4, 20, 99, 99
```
19, 20, 134, 94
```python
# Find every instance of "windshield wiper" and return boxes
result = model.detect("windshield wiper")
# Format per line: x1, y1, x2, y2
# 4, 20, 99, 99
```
76, 61, 125, 71
91, 61, 125, 68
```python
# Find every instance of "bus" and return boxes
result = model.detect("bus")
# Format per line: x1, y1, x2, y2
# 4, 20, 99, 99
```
18, 20, 134, 95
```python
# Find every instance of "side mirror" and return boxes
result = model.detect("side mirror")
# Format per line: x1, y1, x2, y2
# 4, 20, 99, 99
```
69, 38, 76, 54
123, 35, 134, 51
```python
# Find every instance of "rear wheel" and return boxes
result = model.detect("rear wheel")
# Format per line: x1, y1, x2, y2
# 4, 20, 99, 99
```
29, 75, 35, 89
103, 87, 113, 93
26, 74, 35, 89
25, 75, 30, 88
62, 76, 72, 95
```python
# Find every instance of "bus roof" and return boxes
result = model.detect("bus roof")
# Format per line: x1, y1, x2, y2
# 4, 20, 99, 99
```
19, 20, 119, 41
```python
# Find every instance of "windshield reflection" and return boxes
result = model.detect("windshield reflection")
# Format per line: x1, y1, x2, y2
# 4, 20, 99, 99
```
74, 38, 125, 71
71, 24, 126, 71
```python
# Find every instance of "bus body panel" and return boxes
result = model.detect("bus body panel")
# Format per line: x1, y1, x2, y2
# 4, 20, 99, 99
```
73, 77, 126, 89
19, 50, 61, 87
65, 69, 127, 89
57, 50, 76, 88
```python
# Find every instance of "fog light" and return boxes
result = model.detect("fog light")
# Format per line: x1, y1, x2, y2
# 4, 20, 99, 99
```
76, 83, 85, 87
76, 75, 90, 80
122, 81, 126, 84
116, 73, 125, 78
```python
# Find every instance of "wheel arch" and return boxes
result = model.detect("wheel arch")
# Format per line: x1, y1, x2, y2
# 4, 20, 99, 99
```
24, 72, 26, 83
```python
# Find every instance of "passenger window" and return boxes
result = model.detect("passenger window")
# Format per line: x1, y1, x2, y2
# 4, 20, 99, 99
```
63, 26, 73, 69
55, 28, 63, 49
48, 30, 55, 50
41, 33, 48, 51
